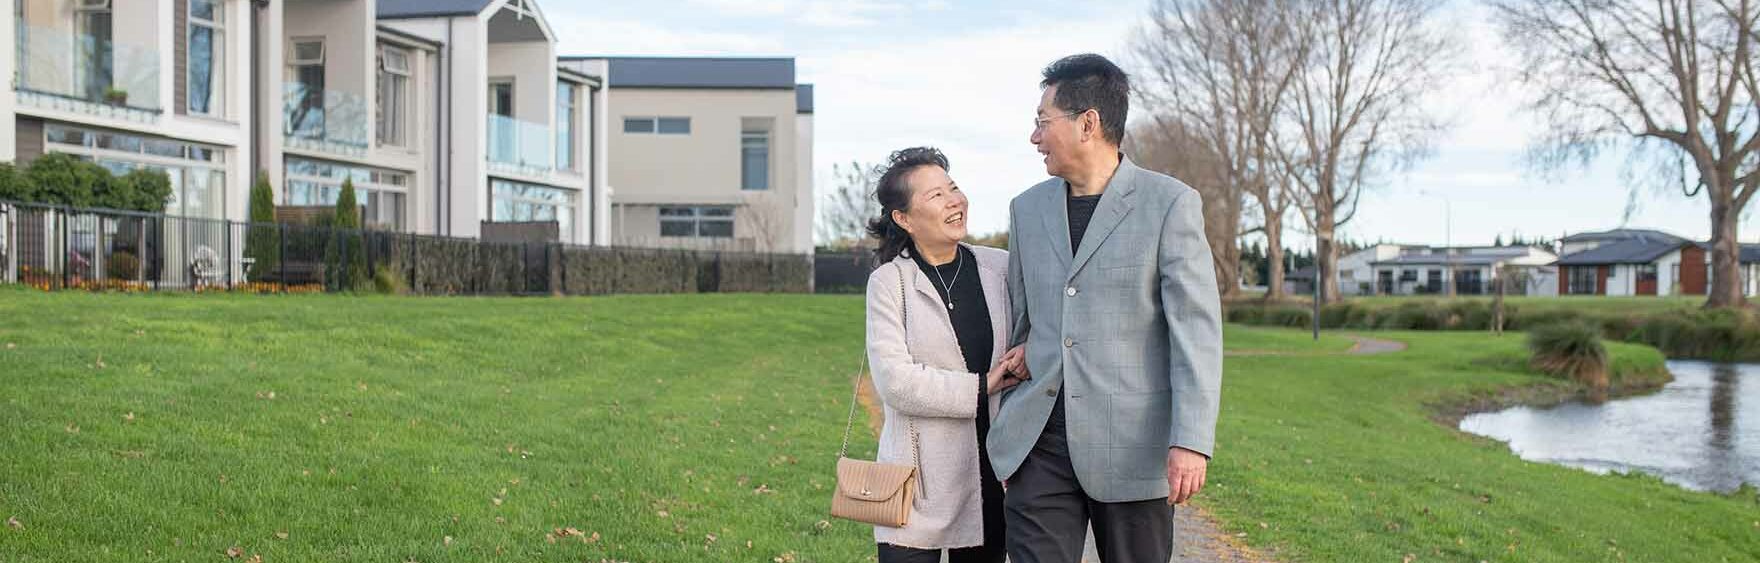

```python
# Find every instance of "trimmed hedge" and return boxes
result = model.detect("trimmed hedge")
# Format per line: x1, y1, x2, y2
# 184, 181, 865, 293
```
1227, 299, 1760, 361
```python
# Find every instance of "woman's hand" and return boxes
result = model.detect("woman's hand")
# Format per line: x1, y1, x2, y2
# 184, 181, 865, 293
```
986, 346, 1030, 393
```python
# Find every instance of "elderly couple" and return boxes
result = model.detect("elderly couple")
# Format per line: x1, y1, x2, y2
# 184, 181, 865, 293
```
860, 53, 1224, 563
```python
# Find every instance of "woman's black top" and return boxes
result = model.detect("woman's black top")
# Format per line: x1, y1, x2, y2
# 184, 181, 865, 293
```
908, 244, 1006, 551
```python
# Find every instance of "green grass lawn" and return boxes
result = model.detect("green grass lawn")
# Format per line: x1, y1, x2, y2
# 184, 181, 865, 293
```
1, 292, 1756, 562
0, 292, 876, 562
1208, 329, 1760, 562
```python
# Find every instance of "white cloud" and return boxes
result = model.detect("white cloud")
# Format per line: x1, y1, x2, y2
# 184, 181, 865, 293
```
551, 17, 786, 56
802, 13, 1139, 235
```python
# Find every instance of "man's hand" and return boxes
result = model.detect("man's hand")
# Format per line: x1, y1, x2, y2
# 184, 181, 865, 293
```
1167, 447, 1208, 505
1004, 345, 1030, 379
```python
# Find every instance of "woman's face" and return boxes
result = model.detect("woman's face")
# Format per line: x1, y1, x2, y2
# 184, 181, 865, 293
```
892, 165, 969, 248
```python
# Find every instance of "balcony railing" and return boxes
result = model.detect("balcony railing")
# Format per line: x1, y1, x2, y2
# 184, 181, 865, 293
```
14, 24, 161, 122
284, 83, 370, 157
487, 114, 554, 175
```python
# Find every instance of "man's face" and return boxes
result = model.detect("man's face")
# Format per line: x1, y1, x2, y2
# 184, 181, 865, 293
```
1031, 85, 1083, 178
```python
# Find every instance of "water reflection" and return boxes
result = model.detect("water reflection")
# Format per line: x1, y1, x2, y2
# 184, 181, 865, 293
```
1459, 361, 1759, 492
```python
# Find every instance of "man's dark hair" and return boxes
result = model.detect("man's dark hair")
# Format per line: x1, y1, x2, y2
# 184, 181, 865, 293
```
1040, 53, 1130, 146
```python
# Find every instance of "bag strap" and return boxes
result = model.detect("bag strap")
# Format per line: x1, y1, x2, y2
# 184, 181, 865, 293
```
837, 265, 921, 474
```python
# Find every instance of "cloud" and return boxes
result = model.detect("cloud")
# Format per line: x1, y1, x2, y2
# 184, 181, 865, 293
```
687, 0, 950, 28
802, 12, 1139, 235
550, 16, 786, 56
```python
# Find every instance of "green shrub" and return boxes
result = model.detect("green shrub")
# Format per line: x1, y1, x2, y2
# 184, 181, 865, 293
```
0, 163, 37, 202
1527, 321, 1609, 389
373, 265, 405, 295
106, 251, 139, 280
1380, 302, 1449, 330
244, 172, 280, 280
324, 179, 368, 291
1266, 307, 1313, 328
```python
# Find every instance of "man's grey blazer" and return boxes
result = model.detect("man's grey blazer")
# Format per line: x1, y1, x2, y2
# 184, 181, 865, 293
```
986, 155, 1224, 503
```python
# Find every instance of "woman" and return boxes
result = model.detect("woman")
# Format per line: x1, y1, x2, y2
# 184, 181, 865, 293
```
864, 147, 1027, 563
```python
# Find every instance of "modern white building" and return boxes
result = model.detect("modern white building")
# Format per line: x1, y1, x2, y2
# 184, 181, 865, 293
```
1359, 245, 1559, 296
565, 56, 815, 254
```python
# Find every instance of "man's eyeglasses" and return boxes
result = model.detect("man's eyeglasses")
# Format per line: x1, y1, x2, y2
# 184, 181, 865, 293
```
1034, 110, 1086, 131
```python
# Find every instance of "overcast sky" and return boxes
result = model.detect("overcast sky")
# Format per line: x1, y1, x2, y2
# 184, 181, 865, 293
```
550, 0, 1748, 250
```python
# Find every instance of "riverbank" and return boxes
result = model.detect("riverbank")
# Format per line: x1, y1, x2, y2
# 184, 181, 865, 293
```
1208, 328, 1758, 561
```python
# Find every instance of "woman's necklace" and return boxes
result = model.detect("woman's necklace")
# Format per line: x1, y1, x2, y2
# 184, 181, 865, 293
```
929, 249, 962, 311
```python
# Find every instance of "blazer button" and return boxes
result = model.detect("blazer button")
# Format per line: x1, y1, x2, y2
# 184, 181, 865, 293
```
1063, 337, 1075, 348
1065, 286, 1077, 297
1046, 387, 1058, 397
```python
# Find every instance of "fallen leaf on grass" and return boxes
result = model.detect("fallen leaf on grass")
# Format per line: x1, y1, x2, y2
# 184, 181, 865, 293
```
123, 412, 135, 422
491, 497, 503, 506
6, 516, 22, 530
4, 343, 14, 349
246, 555, 262, 563
65, 423, 79, 433
443, 536, 453, 547
225, 546, 243, 558
773, 551, 798, 563
274, 531, 288, 540
753, 484, 775, 494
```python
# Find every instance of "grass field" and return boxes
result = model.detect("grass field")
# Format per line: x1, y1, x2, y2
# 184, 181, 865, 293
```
0, 292, 876, 562
1, 291, 1757, 561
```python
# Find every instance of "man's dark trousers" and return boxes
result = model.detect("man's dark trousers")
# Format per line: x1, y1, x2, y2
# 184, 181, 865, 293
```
1003, 397, 1173, 563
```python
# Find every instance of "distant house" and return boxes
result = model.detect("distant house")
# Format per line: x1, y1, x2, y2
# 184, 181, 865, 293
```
1552, 228, 1760, 296
1302, 243, 1557, 297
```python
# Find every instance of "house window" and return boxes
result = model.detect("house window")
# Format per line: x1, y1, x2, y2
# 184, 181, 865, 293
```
1399, 269, 1417, 282
284, 157, 409, 231
45, 124, 227, 220
1426, 269, 1442, 293
657, 117, 690, 134
557, 83, 576, 171
186, 0, 224, 116
76, 0, 115, 102
623, 118, 654, 133
1637, 264, 1658, 282
377, 45, 411, 147
624, 117, 690, 135
741, 120, 771, 191
286, 39, 326, 138
1569, 266, 1598, 295
491, 179, 578, 243
659, 206, 734, 238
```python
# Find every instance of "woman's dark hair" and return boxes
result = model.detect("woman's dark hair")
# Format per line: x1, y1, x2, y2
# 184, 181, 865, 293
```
1041, 53, 1130, 146
865, 147, 951, 263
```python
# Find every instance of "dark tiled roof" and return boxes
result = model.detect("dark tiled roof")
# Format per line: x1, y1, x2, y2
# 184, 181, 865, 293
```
1378, 253, 1525, 266
1559, 228, 1687, 244
797, 84, 814, 114
1372, 246, 1542, 267
1555, 239, 1685, 265
1692, 242, 1760, 263
576, 57, 798, 89
378, 0, 492, 18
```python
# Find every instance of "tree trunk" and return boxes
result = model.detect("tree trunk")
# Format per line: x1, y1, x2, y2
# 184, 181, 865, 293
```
1263, 200, 1285, 301
1707, 194, 1747, 308
1201, 185, 1243, 299
1316, 212, 1341, 304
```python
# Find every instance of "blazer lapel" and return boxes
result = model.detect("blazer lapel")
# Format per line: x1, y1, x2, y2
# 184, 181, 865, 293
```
895, 255, 950, 311
1068, 158, 1141, 279
1038, 185, 1074, 270
973, 246, 1010, 365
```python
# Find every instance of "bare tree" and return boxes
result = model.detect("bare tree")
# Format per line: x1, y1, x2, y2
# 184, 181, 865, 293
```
815, 161, 881, 250
1133, 0, 1306, 299
1279, 0, 1453, 303
1130, 117, 1244, 296
1489, 0, 1760, 308
741, 193, 789, 253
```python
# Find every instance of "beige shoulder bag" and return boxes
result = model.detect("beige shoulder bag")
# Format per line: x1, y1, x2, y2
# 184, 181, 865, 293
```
829, 266, 920, 528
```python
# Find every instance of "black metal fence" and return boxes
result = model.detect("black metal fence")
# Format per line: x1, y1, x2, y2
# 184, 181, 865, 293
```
815, 251, 880, 294
0, 200, 813, 295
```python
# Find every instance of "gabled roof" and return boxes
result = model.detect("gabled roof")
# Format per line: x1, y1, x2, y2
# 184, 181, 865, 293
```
1555, 238, 1686, 265
379, 0, 494, 19
1370, 246, 1549, 267
568, 57, 798, 89
1559, 228, 1688, 245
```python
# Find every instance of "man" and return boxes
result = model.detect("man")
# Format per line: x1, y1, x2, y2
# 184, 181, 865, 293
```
988, 53, 1223, 563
